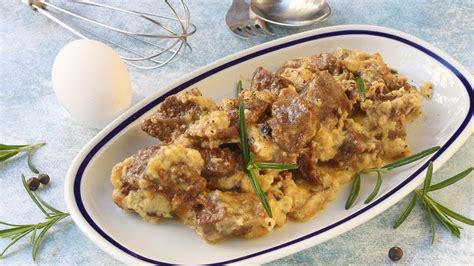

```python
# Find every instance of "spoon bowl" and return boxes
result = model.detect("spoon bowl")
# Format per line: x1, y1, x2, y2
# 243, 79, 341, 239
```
250, 0, 331, 27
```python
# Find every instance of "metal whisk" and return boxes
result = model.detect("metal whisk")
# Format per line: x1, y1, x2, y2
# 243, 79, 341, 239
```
26, 0, 196, 69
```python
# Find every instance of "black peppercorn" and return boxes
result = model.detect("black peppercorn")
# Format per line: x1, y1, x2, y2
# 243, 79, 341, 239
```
389, 246, 403, 261
27, 177, 40, 191
260, 123, 272, 135
38, 173, 50, 185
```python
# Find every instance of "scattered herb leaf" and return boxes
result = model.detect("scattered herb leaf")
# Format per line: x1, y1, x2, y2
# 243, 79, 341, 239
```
393, 194, 416, 229
253, 162, 298, 170
356, 77, 366, 101
0, 175, 69, 260
345, 173, 361, 209
236, 80, 243, 96
422, 161, 433, 195
364, 170, 382, 204
429, 167, 473, 192
380, 146, 440, 171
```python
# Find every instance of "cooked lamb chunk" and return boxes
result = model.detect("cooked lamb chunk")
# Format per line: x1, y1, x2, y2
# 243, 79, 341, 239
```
302, 71, 351, 128
110, 145, 206, 223
311, 52, 340, 73
178, 110, 240, 148
111, 146, 159, 208
175, 191, 274, 243
269, 87, 319, 153
250, 67, 294, 95
330, 120, 383, 171
239, 89, 275, 123
141, 88, 216, 142
198, 147, 243, 178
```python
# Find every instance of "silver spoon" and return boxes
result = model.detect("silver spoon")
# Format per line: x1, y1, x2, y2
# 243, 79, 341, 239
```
250, 0, 331, 27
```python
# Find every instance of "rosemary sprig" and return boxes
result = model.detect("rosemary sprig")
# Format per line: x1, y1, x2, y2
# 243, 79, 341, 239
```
238, 103, 298, 218
345, 146, 440, 209
236, 80, 243, 96
0, 175, 69, 260
394, 164, 473, 243
0, 142, 45, 173
356, 77, 366, 101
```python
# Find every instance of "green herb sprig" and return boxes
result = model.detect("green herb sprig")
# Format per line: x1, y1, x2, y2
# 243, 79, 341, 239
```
356, 77, 366, 101
236, 80, 243, 96
0, 142, 45, 174
239, 103, 298, 218
394, 163, 473, 243
0, 175, 69, 260
345, 146, 440, 209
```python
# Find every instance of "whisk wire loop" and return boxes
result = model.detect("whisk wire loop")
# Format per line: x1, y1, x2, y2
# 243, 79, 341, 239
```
27, 0, 195, 69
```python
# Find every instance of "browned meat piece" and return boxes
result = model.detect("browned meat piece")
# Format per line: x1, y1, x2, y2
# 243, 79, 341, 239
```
187, 191, 274, 242
198, 147, 243, 178
302, 71, 351, 127
141, 88, 216, 142
269, 87, 319, 153
330, 120, 383, 171
179, 110, 240, 148
147, 145, 207, 198
111, 144, 207, 224
218, 98, 239, 127
310, 52, 341, 74
250, 67, 293, 95
111, 146, 159, 208
297, 147, 323, 185
239, 89, 276, 123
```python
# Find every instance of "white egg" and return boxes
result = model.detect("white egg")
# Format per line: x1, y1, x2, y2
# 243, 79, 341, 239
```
52, 39, 132, 128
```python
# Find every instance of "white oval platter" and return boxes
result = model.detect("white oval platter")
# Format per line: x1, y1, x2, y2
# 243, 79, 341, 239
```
64, 25, 473, 265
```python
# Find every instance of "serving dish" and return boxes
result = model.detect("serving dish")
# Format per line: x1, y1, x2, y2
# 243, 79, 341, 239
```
64, 24, 473, 264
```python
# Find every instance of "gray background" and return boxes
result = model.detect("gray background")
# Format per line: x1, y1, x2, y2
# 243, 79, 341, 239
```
1, 0, 473, 264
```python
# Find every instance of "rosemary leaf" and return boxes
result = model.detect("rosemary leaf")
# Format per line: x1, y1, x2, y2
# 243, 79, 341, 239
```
0, 226, 34, 239
254, 162, 298, 170
36, 196, 62, 214
422, 161, 433, 195
364, 170, 382, 204
0, 229, 32, 256
21, 175, 49, 217
382, 146, 440, 170
356, 77, 366, 100
426, 204, 436, 244
345, 173, 361, 209
429, 167, 473, 192
239, 103, 250, 165
32, 217, 61, 261
236, 80, 243, 96
432, 200, 474, 226
0, 144, 28, 150
248, 169, 273, 218
0, 152, 19, 162
30, 223, 39, 245
393, 194, 417, 229
27, 149, 40, 174
0, 221, 26, 227
423, 193, 461, 238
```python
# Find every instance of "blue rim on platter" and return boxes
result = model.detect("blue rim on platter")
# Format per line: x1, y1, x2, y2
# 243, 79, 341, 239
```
72, 29, 473, 265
